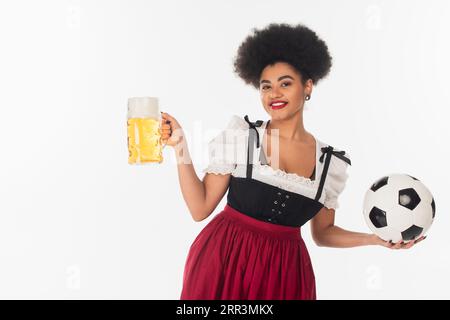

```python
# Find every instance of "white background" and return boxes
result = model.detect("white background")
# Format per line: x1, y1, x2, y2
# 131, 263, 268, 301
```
0, 0, 448, 299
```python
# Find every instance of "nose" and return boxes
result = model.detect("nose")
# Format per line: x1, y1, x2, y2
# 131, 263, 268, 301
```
269, 86, 282, 98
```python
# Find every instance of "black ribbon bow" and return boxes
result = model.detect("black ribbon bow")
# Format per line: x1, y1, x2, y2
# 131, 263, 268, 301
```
244, 115, 263, 148
319, 146, 352, 166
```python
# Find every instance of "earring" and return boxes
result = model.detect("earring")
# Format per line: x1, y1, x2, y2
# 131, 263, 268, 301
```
305, 94, 311, 101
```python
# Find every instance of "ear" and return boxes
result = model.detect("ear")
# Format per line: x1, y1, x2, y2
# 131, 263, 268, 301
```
305, 78, 314, 95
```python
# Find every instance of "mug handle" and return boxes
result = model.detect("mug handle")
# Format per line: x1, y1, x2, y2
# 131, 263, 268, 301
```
160, 115, 168, 149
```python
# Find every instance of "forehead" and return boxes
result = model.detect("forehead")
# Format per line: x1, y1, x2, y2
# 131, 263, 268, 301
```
260, 62, 297, 79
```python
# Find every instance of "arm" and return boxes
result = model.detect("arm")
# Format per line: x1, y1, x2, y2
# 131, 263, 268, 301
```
310, 207, 372, 248
310, 206, 426, 249
175, 138, 231, 222
161, 112, 230, 222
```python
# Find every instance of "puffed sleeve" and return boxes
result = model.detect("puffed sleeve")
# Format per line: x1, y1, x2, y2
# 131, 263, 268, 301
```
202, 115, 248, 175
323, 149, 351, 210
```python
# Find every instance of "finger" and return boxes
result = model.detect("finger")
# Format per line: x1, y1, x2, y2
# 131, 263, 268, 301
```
161, 111, 175, 121
160, 114, 174, 128
386, 240, 396, 249
161, 124, 171, 129
161, 119, 171, 126
392, 241, 403, 249
414, 235, 427, 244
403, 240, 415, 249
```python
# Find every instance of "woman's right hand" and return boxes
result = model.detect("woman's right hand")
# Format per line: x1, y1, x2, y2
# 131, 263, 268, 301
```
160, 112, 184, 147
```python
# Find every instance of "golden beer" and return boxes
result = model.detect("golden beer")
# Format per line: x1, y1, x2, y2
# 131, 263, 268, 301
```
127, 117, 163, 164
127, 97, 166, 164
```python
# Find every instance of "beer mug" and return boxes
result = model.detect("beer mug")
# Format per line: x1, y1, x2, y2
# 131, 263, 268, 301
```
127, 97, 167, 164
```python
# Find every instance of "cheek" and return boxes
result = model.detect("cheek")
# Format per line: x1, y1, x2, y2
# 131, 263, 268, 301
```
260, 93, 269, 104
289, 89, 303, 102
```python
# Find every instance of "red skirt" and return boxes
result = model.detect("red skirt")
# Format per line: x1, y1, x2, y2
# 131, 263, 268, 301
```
180, 204, 316, 300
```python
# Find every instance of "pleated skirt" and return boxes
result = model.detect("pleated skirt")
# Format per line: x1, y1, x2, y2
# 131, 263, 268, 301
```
180, 204, 316, 300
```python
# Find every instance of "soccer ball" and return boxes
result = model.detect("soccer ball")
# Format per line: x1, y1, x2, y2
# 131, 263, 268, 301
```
363, 174, 435, 243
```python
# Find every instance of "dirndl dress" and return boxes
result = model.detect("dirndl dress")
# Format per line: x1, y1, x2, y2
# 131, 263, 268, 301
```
180, 115, 351, 300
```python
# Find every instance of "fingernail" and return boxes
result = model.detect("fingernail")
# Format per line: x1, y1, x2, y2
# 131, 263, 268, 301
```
423, 236, 427, 240
388, 240, 393, 244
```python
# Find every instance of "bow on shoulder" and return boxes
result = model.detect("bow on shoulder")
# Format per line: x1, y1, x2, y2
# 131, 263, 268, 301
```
319, 146, 352, 166
244, 115, 263, 148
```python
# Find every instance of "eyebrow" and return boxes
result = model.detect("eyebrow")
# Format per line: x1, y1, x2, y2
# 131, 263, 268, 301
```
260, 75, 294, 84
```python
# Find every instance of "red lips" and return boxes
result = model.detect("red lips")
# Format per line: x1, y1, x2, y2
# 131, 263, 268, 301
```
270, 100, 288, 110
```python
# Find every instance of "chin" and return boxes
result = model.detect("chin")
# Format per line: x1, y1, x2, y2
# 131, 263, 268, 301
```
268, 107, 291, 118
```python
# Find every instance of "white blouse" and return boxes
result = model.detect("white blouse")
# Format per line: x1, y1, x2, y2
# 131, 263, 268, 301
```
203, 115, 351, 210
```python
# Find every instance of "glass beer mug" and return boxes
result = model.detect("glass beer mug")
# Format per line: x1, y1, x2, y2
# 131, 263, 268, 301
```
127, 97, 167, 164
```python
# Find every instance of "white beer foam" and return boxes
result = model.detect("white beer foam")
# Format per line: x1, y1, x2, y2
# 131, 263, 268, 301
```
127, 97, 160, 119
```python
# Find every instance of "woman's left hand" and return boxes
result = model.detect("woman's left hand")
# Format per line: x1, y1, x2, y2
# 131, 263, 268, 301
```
370, 234, 427, 249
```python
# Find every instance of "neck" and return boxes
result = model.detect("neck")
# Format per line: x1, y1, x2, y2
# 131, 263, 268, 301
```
268, 110, 309, 142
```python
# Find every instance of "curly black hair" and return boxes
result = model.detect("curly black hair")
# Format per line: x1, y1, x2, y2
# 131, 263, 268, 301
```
232, 23, 332, 89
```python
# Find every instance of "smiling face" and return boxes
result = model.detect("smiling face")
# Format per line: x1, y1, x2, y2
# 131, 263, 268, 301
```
259, 61, 312, 120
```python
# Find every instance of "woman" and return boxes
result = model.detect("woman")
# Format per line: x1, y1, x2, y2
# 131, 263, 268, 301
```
160, 23, 426, 300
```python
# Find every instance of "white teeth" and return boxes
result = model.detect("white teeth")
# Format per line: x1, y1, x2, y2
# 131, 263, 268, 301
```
271, 102, 286, 106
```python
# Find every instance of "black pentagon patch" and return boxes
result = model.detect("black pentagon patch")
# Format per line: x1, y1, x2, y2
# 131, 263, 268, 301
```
371, 176, 389, 192
401, 225, 423, 241
431, 197, 436, 219
398, 188, 421, 210
369, 207, 387, 228
407, 174, 419, 181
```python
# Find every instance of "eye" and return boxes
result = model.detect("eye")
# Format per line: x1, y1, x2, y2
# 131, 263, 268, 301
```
261, 82, 291, 91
